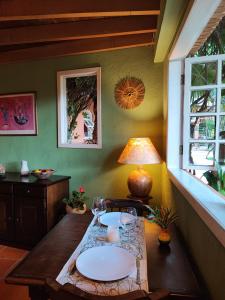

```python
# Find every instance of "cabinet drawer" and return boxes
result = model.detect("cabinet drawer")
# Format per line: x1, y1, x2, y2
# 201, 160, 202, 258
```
14, 185, 45, 198
0, 183, 13, 194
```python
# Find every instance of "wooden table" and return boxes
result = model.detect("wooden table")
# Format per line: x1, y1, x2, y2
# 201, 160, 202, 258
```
5, 212, 207, 300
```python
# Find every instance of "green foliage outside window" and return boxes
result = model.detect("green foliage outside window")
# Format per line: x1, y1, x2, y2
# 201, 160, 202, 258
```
195, 17, 225, 56
191, 17, 225, 195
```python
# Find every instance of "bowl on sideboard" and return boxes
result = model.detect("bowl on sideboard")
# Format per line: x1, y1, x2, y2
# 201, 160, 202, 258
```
31, 169, 55, 179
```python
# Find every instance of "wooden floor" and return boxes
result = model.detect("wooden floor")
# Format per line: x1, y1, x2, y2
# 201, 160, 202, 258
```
0, 245, 29, 300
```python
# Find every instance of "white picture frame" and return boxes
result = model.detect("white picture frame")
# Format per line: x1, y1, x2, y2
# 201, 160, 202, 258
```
57, 67, 101, 148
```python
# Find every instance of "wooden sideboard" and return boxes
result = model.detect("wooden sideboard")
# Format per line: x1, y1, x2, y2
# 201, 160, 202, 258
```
0, 172, 70, 248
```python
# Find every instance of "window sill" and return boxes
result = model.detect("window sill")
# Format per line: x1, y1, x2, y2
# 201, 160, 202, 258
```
168, 168, 225, 248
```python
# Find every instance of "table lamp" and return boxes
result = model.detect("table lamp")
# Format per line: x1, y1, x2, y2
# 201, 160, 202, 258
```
118, 137, 161, 198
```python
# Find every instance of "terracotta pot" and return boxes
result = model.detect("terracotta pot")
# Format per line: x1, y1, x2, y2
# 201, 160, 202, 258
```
158, 228, 171, 245
66, 204, 87, 215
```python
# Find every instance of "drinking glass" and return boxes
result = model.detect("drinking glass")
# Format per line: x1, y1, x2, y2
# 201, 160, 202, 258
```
91, 197, 106, 224
120, 207, 137, 241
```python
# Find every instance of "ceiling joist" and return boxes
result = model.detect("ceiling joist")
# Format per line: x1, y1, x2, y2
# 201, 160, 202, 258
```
0, 1, 161, 63
0, 0, 160, 21
0, 34, 154, 64
0, 16, 157, 46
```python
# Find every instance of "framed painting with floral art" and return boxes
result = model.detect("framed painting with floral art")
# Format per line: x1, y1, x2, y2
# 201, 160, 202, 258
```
0, 92, 37, 135
57, 67, 101, 148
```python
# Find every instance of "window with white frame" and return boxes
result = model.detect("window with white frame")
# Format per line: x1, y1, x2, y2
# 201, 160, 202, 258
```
183, 54, 225, 170
167, 1, 225, 248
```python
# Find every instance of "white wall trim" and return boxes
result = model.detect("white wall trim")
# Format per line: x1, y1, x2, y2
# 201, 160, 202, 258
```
169, 0, 222, 61
167, 60, 184, 169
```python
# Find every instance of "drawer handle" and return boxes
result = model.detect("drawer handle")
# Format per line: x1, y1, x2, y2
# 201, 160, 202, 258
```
27, 189, 30, 193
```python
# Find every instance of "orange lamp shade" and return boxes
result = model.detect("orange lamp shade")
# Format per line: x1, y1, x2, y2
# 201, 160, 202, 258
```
118, 137, 161, 165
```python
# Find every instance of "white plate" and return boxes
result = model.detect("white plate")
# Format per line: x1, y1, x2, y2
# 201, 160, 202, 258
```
99, 212, 135, 227
76, 246, 135, 281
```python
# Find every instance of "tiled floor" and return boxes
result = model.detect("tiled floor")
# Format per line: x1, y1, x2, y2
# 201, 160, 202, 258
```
0, 245, 29, 300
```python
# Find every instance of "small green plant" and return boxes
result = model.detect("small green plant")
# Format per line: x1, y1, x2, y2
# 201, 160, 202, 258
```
202, 160, 225, 194
147, 206, 178, 229
63, 186, 88, 209
202, 170, 218, 190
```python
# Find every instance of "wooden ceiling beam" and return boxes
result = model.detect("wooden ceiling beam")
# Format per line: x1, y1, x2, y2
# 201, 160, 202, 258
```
0, 34, 154, 64
0, 16, 157, 46
0, 0, 160, 21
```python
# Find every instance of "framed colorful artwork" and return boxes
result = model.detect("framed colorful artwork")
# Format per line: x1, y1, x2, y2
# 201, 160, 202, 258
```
57, 67, 101, 148
0, 92, 37, 135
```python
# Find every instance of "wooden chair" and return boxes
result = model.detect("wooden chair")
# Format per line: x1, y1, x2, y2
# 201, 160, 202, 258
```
46, 278, 170, 300
104, 198, 150, 216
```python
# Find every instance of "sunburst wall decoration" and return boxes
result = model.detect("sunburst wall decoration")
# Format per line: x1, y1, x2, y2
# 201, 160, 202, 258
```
114, 76, 145, 109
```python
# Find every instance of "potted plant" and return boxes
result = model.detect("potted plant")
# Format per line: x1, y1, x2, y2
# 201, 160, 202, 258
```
63, 186, 88, 214
148, 206, 178, 245
202, 161, 225, 195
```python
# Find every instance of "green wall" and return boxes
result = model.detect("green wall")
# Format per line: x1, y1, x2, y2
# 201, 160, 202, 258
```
172, 185, 225, 300
0, 47, 163, 205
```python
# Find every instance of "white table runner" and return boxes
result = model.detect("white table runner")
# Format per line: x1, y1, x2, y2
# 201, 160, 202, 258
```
56, 215, 148, 296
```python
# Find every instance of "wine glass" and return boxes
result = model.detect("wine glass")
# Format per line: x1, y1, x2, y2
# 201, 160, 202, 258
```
91, 197, 106, 224
120, 207, 137, 241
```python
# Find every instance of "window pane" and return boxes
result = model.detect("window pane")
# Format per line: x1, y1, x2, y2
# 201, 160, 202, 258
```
191, 62, 217, 86
189, 143, 215, 166
220, 89, 225, 112
219, 144, 225, 164
222, 61, 225, 83
190, 89, 216, 113
219, 116, 225, 139
190, 116, 216, 139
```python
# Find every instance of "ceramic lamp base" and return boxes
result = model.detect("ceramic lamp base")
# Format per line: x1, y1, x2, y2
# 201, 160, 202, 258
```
127, 167, 152, 198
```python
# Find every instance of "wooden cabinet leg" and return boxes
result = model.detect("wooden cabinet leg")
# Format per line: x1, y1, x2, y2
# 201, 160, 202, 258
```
29, 286, 48, 300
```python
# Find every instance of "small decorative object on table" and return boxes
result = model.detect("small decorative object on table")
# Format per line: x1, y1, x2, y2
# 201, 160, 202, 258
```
0, 164, 6, 178
20, 160, 29, 176
107, 226, 120, 243
31, 168, 55, 179
148, 206, 178, 245
63, 186, 88, 214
